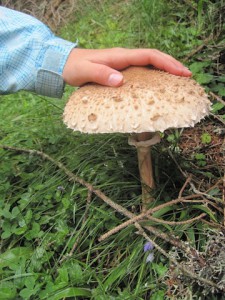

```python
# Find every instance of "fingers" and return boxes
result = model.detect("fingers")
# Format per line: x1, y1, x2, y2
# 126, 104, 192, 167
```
70, 61, 124, 87
85, 62, 124, 86
151, 50, 192, 77
95, 48, 192, 77
63, 49, 124, 87
62, 48, 192, 88
124, 49, 192, 77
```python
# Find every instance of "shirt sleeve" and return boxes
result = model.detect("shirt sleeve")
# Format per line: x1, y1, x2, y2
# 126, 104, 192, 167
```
0, 6, 77, 98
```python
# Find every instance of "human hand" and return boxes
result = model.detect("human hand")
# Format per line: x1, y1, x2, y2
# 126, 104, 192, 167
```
62, 48, 192, 87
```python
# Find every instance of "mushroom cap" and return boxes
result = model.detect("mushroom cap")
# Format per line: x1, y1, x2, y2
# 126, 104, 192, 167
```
63, 67, 211, 134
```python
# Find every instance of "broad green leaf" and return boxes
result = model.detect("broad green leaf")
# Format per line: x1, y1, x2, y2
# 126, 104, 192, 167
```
189, 61, 210, 74
213, 83, 225, 96
19, 288, 35, 299
11, 207, 20, 218
150, 290, 165, 300
217, 86, 225, 97
24, 276, 36, 289
24, 209, 33, 223
211, 102, 224, 113
201, 133, 211, 144
1, 231, 12, 240
195, 73, 213, 84
195, 153, 206, 160
13, 225, 28, 235
0, 281, 17, 300
152, 263, 168, 277
0, 247, 33, 269
2, 206, 12, 219
67, 262, 83, 284
55, 267, 69, 286
1, 221, 12, 240
62, 197, 71, 209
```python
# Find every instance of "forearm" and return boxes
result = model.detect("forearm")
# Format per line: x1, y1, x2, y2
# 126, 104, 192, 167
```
0, 6, 76, 98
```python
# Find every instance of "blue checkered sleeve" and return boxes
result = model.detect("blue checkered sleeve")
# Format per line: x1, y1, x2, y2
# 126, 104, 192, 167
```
0, 6, 77, 98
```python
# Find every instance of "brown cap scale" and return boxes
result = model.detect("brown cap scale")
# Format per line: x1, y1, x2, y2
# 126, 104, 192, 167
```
63, 67, 211, 211
64, 67, 211, 134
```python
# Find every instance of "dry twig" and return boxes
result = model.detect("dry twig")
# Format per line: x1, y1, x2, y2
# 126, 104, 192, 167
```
210, 91, 225, 107
1, 144, 223, 291
99, 213, 206, 242
168, 149, 223, 204
0, 144, 205, 252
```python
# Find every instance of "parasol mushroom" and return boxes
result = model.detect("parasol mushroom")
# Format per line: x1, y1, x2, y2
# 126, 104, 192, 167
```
63, 67, 211, 211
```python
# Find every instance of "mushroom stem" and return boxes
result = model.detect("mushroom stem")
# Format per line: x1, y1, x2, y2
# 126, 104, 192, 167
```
128, 132, 161, 211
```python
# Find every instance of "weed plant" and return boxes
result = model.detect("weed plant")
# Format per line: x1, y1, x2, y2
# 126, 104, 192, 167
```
0, 0, 224, 299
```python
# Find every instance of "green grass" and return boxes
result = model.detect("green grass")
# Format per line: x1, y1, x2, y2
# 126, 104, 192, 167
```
61, 0, 202, 55
0, 0, 225, 299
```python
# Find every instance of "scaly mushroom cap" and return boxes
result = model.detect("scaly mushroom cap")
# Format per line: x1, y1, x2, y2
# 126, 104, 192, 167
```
63, 67, 211, 133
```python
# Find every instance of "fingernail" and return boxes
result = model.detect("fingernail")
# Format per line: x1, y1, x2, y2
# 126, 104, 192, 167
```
184, 67, 192, 75
108, 73, 123, 86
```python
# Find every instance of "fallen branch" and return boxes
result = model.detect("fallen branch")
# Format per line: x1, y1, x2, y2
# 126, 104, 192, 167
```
0, 144, 213, 251
1, 144, 206, 252
210, 113, 225, 126
168, 149, 224, 204
209, 91, 225, 107
178, 175, 192, 198
1, 144, 223, 291
0, 145, 130, 218
99, 213, 206, 242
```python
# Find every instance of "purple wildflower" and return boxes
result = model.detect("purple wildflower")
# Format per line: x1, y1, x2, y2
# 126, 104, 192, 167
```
146, 252, 154, 263
144, 241, 154, 252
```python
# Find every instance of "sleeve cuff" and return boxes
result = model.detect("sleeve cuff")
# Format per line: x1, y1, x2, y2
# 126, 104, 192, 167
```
36, 69, 65, 98
35, 39, 77, 98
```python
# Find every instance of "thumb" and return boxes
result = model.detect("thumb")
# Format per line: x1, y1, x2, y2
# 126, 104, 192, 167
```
86, 63, 124, 87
